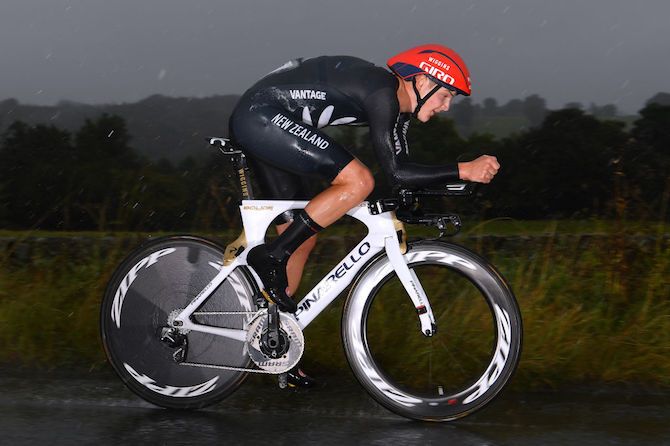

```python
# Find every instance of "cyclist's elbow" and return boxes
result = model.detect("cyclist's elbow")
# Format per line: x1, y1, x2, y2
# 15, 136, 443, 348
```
389, 171, 412, 189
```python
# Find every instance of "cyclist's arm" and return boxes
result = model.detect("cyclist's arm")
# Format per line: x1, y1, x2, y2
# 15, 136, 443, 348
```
364, 88, 461, 189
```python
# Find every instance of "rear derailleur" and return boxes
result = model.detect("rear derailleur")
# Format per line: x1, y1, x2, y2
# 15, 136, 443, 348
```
160, 327, 188, 363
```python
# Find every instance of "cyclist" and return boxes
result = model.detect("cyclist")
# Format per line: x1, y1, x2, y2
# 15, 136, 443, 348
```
230, 44, 499, 322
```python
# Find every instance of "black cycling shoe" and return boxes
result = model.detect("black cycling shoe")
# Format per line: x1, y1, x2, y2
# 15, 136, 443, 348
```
246, 244, 297, 313
287, 367, 317, 389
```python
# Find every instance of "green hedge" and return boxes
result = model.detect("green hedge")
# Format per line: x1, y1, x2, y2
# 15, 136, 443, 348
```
0, 224, 667, 389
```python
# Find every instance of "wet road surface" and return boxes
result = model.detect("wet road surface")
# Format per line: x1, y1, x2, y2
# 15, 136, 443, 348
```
0, 371, 668, 445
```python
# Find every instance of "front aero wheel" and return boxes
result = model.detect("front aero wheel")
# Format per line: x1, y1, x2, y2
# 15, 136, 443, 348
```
342, 240, 522, 421
100, 236, 258, 409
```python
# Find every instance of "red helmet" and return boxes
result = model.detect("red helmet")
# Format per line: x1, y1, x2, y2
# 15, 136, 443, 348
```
387, 44, 472, 96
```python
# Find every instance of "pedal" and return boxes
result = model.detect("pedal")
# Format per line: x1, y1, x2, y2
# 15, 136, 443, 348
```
278, 372, 288, 389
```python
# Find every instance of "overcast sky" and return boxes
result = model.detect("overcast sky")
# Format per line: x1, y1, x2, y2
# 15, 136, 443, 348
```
1, 0, 668, 113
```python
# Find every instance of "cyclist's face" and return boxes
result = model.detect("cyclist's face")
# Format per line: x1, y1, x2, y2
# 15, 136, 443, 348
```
415, 80, 457, 122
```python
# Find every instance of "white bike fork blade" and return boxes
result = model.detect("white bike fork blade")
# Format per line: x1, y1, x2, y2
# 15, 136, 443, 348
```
383, 237, 437, 336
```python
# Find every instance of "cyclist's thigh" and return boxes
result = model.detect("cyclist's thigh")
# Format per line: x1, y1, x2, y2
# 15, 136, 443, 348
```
249, 160, 322, 224
250, 158, 322, 200
230, 104, 354, 181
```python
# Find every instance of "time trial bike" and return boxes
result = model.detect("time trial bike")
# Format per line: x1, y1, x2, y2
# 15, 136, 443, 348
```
100, 137, 522, 422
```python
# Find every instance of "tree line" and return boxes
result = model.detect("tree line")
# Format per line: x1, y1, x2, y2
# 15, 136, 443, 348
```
406, 103, 669, 220
0, 102, 668, 231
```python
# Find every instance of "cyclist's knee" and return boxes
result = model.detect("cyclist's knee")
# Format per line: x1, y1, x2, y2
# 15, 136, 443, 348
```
334, 160, 375, 200
356, 167, 375, 198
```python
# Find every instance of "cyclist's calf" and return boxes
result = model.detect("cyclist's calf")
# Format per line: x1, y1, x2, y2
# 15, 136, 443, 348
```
276, 221, 318, 295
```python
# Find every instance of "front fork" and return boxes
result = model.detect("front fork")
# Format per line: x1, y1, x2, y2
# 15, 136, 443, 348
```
384, 237, 437, 337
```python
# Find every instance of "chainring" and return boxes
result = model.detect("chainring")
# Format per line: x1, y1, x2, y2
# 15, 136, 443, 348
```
246, 309, 304, 374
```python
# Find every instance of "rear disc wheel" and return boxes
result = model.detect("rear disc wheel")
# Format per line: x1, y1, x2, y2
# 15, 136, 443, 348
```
100, 236, 257, 409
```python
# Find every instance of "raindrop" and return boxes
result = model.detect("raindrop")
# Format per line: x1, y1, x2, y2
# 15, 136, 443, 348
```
108, 130, 115, 138
502, 5, 510, 14
158, 69, 167, 80
605, 42, 623, 56
539, 19, 548, 27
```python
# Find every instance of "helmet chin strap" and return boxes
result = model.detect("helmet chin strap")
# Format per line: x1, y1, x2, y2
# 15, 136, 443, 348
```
411, 78, 442, 118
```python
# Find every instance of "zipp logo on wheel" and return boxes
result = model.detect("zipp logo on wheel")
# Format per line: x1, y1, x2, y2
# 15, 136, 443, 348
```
111, 248, 176, 328
124, 363, 219, 397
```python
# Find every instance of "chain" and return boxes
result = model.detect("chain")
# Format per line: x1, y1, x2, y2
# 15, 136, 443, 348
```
179, 309, 301, 375
179, 361, 281, 374
192, 311, 258, 316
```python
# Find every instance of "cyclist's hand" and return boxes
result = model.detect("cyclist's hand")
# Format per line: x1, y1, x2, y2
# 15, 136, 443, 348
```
458, 155, 500, 183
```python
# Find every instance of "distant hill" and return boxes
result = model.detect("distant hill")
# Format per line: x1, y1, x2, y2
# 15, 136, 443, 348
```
0, 92, 645, 162
0, 95, 240, 163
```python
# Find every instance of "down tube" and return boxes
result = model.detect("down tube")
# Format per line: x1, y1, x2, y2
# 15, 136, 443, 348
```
294, 237, 383, 328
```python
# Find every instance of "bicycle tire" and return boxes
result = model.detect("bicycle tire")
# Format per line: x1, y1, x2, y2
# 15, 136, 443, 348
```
342, 240, 522, 421
100, 235, 258, 409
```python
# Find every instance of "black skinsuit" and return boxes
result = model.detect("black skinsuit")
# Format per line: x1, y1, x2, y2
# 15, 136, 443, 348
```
229, 56, 459, 200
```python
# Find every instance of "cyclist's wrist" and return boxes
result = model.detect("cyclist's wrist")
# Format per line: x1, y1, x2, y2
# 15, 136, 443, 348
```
457, 162, 470, 181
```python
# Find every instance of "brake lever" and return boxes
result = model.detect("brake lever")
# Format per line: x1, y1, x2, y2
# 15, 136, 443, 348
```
396, 210, 462, 237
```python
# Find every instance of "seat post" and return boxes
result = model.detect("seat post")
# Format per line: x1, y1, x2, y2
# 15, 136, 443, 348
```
207, 137, 255, 201
232, 152, 255, 200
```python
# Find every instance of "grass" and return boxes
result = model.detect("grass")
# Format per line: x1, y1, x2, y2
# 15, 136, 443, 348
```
0, 221, 668, 390
297, 227, 670, 390
0, 218, 665, 241
500, 232, 670, 388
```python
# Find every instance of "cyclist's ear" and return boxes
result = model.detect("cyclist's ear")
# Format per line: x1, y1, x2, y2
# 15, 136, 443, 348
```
414, 74, 433, 91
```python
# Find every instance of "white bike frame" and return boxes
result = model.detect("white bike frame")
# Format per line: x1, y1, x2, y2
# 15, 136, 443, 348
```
172, 200, 437, 342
